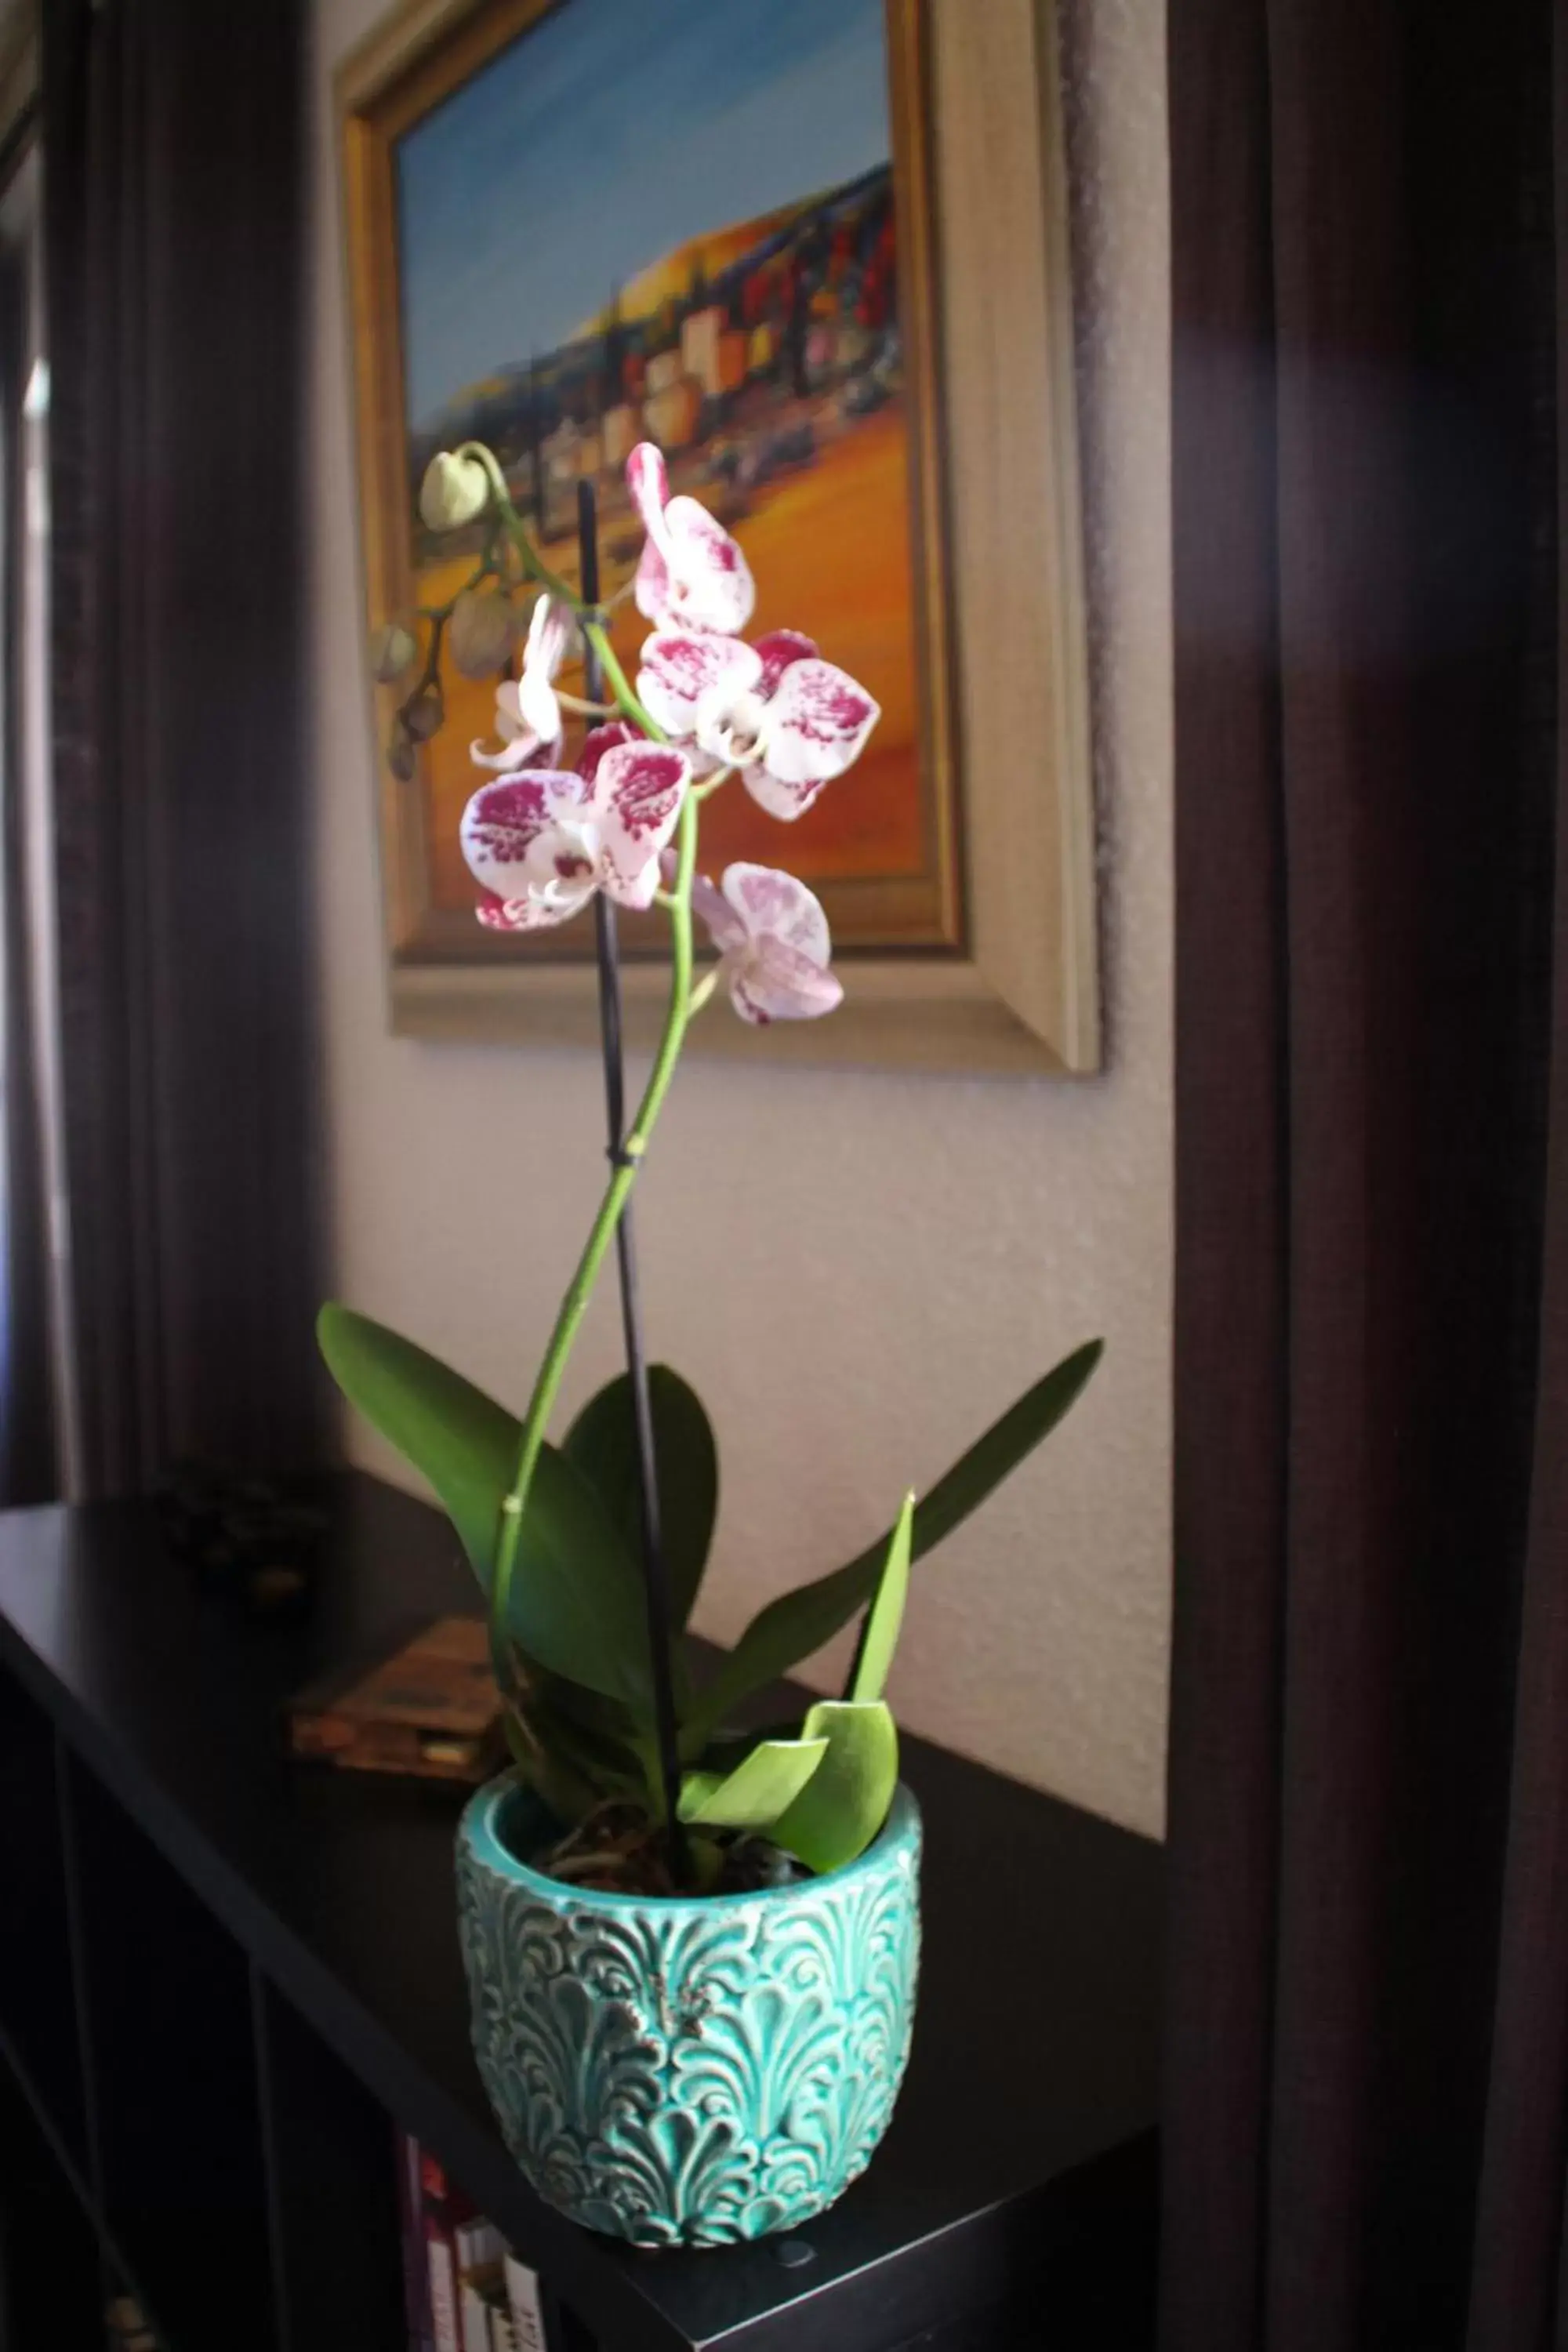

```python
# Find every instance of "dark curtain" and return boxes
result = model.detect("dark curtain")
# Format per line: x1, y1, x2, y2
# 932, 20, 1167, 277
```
1163, 1, 1568, 2347
39, 0, 321, 1494
0, 211, 57, 1508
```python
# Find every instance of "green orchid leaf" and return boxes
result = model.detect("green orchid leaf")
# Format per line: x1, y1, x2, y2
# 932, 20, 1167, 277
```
771, 1700, 898, 1875
494, 1444, 655, 1709
688, 1834, 726, 1892
849, 1490, 913, 1705
318, 1305, 651, 1710
682, 1341, 1104, 1749
686, 1718, 812, 1776
318, 1303, 519, 1582
676, 1737, 829, 1831
564, 1364, 718, 1632
503, 1709, 600, 1831
517, 1676, 647, 1798
525, 1670, 644, 1760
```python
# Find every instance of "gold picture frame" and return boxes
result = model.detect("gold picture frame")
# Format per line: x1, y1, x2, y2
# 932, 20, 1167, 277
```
338, 0, 1098, 1074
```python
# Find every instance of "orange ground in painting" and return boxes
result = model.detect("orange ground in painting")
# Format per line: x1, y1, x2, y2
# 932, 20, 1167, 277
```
417, 407, 921, 915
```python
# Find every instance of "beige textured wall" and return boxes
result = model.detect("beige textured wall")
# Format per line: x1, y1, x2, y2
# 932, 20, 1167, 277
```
309, 0, 1172, 1835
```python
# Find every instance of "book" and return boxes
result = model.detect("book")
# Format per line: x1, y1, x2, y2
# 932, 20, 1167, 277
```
420, 2144, 481, 2352
462, 2281, 495, 2352
397, 2132, 559, 2352
396, 2125, 435, 2352
427, 2235, 460, 2352
286, 1616, 502, 1782
459, 2255, 507, 2352
504, 2252, 551, 2352
456, 2216, 505, 2277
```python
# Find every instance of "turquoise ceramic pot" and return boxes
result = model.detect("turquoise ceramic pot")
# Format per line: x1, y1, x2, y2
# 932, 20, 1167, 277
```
456, 1774, 921, 2247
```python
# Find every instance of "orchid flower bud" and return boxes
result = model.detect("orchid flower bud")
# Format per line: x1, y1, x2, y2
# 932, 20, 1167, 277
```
387, 728, 416, 783
419, 451, 490, 534
369, 620, 419, 684
404, 686, 445, 742
448, 589, 514, 681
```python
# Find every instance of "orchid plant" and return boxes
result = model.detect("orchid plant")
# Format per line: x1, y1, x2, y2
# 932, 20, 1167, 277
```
322, 441, 1102, 1895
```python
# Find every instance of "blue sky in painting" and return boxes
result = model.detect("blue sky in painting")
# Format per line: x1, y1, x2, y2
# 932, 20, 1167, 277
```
395, 0, 890, 424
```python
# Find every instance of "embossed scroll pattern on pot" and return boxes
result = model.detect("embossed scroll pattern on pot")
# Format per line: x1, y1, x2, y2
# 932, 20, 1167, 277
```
457, 1778, 923, 2246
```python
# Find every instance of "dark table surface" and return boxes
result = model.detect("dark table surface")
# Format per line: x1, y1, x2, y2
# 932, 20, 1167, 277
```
0, 1472, 1162, 2352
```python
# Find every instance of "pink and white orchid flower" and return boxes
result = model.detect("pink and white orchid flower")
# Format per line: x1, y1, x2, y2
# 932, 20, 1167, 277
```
691, 862, 843, 1025
636, 627, 880, 821
627, 444, 755, 637
462, 736, 692, 932
469, 595, 572, 772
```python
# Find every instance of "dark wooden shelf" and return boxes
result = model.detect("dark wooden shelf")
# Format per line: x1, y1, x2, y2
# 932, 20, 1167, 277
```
0, 1473, 1162, 2352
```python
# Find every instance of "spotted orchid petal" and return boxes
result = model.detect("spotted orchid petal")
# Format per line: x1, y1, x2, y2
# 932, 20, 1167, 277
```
636, 631, 760, 742
459, 771, 598, 931
495, 680, 531, 742
753, 630, 818, 699
475, 885, 595, 935
626, 441, 755, 636
516, 594, 572, 744
689, 869, 747, 954
468, 602, 570, 772
720, 862, 833, 965
468, 733, 540, 774
628, 445, 679, 630
626, 442, 670, 541
577, 719, 638, 783
691, 862, 841, 1025
730, 935, 845, 1025
469, 679, 542, 772
588, 741, 692, 910
739, 659, 881, 821
654, 501, 756, 634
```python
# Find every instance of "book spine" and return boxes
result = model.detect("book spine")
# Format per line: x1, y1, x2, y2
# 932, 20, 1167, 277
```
455, 2217, 505, 2277
461, 2282, 494, 2352
421, 2147, 477, 2352
504, 2252, 551, 2352
395, 2127, 435, 2352
426, 2231, 461, 2352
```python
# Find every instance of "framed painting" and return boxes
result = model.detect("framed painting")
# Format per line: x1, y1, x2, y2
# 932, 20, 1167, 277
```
339, 0, 1098, 1073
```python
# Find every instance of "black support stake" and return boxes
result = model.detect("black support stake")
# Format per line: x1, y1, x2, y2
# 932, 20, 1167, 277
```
578, 479, 688, 1882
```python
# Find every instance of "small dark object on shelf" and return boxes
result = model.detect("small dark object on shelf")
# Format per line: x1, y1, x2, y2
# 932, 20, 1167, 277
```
155, 1463, 328, 1621
105, 2291, 162, 2350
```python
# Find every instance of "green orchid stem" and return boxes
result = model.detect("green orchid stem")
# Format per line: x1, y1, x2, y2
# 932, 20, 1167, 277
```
490, 790, 700, 1700
456, 443, 583, 607
447, 445, 658, 735
487, 552, 701, 1740
416, 551, 495, 626
583, 621, 662, 738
